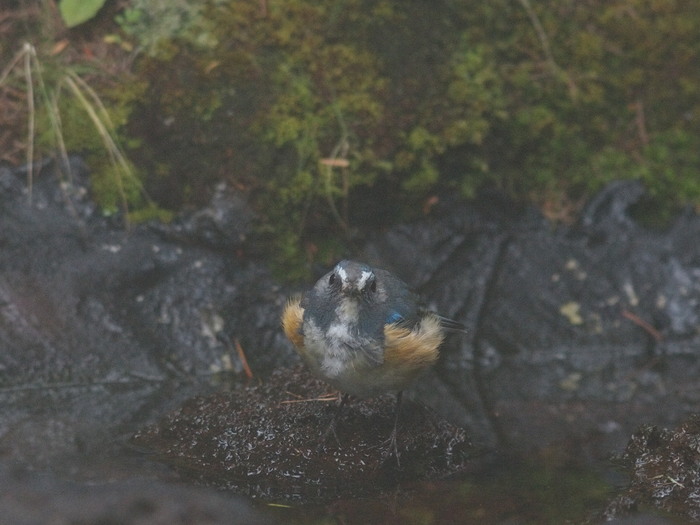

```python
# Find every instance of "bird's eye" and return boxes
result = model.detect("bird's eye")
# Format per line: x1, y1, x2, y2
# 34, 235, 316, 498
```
369, 279, 377, 293
329, 273, 336, 285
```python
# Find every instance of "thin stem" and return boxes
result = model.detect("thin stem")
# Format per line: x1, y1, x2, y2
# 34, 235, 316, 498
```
23, 43, 35, 201
516, 0, 578, 99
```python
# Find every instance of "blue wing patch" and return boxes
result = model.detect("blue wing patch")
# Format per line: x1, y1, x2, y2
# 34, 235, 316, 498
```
386, 311, 404, 324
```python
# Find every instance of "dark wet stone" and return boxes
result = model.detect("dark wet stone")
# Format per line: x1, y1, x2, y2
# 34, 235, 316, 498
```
361, 183, 700, 456
602, 414, 700, 523
0, 159, 295, 475
132, 366, 475, 503
2, 158, 700, 519
152, 181, 253, 250
0, 157, 292, 390
0, 463, 276, 525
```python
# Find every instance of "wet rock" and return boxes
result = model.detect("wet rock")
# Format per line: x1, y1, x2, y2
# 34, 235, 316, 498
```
153, 181, 253, 250
1, 158, 700, 518
602, 414, 700, 522
362, 183, 700, 454
0, 157, 292, 387
0, 159, 294, 474
0, 463, 276, 525
132, 366, 475, 503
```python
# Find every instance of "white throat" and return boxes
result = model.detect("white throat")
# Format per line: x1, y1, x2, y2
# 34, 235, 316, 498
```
326, 297, 360, 346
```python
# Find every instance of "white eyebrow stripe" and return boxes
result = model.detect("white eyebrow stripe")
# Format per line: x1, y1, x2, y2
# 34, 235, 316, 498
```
357, 270, 373, 290
337, 266, 348, 283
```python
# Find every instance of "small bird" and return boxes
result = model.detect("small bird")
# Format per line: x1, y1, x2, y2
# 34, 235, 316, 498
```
282, 259, 465, 462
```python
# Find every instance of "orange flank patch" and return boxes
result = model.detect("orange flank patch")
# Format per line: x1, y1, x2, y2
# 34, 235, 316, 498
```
383, 314, 443, 375
282, 297, 305, 349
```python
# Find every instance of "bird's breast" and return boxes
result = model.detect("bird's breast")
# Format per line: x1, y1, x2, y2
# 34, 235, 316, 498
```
334, 297, 360, 326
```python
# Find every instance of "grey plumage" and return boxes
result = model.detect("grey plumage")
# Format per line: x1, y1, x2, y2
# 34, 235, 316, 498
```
284, 260, 467, 398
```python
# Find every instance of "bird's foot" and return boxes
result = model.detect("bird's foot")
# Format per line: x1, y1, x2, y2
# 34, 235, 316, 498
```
379, 426, 401, 467
319, 417, 342, 449
316, 392, 348, 450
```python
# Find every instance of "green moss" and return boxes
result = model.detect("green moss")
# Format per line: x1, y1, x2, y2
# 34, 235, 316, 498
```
127, 203, 174, 224
104, 0, 700, 275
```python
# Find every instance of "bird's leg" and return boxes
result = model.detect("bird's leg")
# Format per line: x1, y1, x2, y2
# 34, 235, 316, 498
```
381, 391, 403, 467
321, 392, 349, 446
